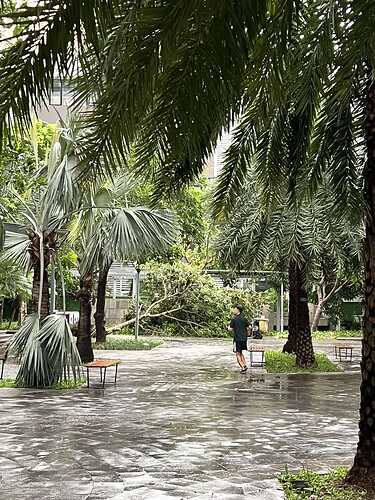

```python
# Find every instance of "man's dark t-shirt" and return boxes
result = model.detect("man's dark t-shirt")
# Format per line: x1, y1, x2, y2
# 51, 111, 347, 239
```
230, 314, 249, 342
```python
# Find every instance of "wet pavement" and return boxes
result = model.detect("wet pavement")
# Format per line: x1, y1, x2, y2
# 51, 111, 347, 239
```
0, 338, 361, 499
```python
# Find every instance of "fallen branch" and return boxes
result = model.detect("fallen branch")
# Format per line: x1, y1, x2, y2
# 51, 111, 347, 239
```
107, 307, 182, 332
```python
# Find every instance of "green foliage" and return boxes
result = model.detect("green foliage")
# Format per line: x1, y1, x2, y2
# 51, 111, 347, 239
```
94, 335, 162, 350
0, 259, 31, 300
265, 352, 340, 373
0, 378, 16, 388
266, 330, 362, 340
52, 378, 85, 390
0, 321, 18, 330
127, 178, 212, 265
131, 262, 273, 337
0, 378, 85, 389
0, 121, 55, 199
280, 468, 367, 500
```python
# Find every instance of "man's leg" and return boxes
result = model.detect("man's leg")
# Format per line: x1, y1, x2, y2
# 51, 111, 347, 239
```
236, 352, 244, 368
240, 352, 247, 368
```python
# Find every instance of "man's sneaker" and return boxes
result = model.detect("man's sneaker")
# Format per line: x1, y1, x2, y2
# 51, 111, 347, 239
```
240, 366, 248, 373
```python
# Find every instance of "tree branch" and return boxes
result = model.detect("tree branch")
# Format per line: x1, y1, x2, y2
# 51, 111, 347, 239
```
107, 306, 182, 332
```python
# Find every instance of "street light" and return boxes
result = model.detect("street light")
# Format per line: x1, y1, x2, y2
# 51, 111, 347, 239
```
134, 263, 141, 340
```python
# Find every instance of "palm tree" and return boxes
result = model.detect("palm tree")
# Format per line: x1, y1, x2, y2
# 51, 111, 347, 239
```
2, 124, 79, 318
70, 177, 178, 362
0, 0, 375, 485
217, 176, 362, 367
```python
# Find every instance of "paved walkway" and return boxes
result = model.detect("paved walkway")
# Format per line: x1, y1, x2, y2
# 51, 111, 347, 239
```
0, 339, 361, 499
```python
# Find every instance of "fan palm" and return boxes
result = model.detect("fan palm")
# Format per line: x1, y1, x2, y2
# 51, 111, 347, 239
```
70, 175, 178, 362
2, 123, 79, 318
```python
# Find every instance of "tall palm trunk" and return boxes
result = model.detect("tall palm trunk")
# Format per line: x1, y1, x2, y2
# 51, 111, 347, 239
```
94, 260, 112, 343
283, 262, 298, 353
284, 261, 315, 367
32, 263, 50, 319
77, 273, 94, 363
29, 231, 55, 320
347, 82, 375, 485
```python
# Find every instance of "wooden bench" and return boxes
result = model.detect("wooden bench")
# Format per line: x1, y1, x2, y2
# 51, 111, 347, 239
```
334, 343, 354, 362
83, 359, 120, 388
249, 344, 265, 367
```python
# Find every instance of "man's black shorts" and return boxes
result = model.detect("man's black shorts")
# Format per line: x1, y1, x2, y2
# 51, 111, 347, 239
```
233, 340, 247, 353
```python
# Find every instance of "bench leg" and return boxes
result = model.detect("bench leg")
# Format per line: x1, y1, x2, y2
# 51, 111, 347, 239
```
115, 363, 118, 383
102, 367, 107, 389
0, 360, 4, 380
100, 367, 103, 382
87, 368, 90, 388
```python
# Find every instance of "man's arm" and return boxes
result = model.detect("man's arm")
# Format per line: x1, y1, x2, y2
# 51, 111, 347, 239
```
228, 318, 234, 331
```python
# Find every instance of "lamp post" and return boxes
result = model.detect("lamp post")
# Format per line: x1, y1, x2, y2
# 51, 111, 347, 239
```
280, 281, 284, 333
134, 263, 141, 340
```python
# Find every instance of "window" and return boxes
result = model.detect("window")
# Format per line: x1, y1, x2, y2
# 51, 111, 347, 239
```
49, 79, 63, 106
49, 79, 73, 106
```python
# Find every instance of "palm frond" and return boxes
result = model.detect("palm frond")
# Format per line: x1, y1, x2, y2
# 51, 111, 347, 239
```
0, 1, 116, 139
2, 226, 30, 271
14, 314, 82, 388
108, 207, 178, 261
9, 313, 39, 360
37, 314, 82, 383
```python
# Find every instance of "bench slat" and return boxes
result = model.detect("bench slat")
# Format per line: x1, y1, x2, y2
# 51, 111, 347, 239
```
84, 359, 120, 368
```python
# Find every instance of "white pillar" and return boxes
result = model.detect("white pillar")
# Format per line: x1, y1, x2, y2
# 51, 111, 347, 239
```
276, 293, 281, 331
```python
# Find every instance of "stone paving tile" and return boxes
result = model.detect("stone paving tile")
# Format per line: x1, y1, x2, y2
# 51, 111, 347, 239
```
0, 338, 361, 499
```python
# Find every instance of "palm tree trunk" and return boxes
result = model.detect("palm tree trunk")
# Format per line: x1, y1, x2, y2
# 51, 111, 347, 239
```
76, 273, 94, 363
285, 262, 315, 367
0, 298, 4, 325
32, 263, 50, 319
19, 298, 27, 324
295, 277, 315, 368
347, 81, 375, 485
283, 262, 298, 353
94, 260, 112, 343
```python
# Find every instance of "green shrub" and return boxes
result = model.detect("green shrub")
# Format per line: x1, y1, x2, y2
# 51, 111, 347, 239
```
265, 351, 340, 373
266, 330, 362, 340
94, 335, 162, 350
280, 468, 367, 499
118, 326, 135, 336
313, 330, 362, 340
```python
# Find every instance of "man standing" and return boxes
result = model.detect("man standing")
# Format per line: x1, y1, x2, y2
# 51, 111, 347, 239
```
228, 304, 250, 373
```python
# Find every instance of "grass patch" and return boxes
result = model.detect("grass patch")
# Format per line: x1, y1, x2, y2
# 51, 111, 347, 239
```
280, 468, 367, 499
0, 378, 85, 389
265, 351, 340, 373
266, 330, 362, 340
52, 378, 86, 389
0, 322, 18, 330
0, 378, 16, 388
94, 335, 163, 350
